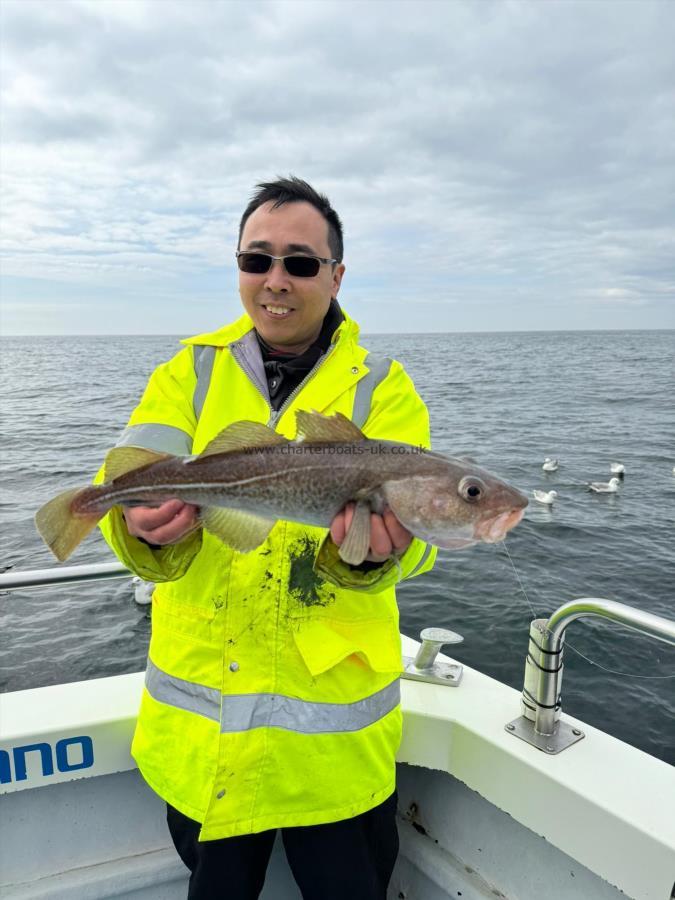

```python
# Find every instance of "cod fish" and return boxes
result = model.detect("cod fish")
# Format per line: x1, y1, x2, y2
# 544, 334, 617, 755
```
35, 411, 528, 565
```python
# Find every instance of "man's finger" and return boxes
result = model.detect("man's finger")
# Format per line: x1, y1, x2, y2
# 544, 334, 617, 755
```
382, 508, 413, 551
368, 513, 393, 559
125, 499, 185, 533
330, 502, 355, 546
329, 510, 345, 545
125, 501, 198, 543
146, 505, 199, 545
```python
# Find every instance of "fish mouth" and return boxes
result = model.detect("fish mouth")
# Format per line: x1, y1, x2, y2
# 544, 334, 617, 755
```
474, 507, 526, 544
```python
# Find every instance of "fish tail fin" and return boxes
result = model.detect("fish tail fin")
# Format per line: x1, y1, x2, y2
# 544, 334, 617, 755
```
35, 487, 104, 562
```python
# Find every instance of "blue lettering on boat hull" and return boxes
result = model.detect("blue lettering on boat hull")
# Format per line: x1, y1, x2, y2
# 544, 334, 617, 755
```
0, 736, 94, 784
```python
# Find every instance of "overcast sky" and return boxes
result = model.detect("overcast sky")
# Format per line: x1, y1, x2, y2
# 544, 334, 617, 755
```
1, 0, 674, 335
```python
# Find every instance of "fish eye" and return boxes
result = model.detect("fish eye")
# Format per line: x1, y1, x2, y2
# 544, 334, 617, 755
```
458, 476, 485, 503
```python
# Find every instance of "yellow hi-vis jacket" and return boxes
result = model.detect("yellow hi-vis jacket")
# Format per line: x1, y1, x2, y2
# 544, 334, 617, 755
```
99, 309, 436, 840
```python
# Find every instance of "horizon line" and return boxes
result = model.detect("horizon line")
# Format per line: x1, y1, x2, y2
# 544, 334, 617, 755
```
2, 326, 673, 338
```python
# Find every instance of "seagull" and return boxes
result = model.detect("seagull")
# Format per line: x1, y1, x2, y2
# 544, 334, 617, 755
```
587, 477, 621, 493
533, 489, 558, 505
542, 457, 559, 472
132, 576, 154, 605
610, 462, 625, 476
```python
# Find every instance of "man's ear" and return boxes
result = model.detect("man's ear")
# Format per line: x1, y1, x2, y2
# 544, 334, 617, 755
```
332, 263, 346, 298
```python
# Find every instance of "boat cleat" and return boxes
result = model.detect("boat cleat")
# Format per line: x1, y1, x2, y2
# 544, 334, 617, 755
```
402, 627, 464, 687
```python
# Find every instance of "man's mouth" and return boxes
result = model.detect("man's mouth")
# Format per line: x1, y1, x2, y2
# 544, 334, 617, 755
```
262, 304, 293, 317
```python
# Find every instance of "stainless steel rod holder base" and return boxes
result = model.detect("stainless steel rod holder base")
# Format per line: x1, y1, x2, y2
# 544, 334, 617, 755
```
401, 656, 463, 687
505, 715, 585, 754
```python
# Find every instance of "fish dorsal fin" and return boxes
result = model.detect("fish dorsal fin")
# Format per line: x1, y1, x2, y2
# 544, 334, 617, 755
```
200, 506, 276, 553
338, 499, 372, 566
199, 421, 289, 457
104, 446, 171, 482
295, 410, 365, 444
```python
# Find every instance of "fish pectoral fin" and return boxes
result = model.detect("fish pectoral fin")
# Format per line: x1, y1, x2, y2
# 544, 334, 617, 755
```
104, 446, 172, 482
200, 507, 276, 553
35, 487, 101, 562
295, 410, 366, 443
198, 422, 289, 457
338, 499, 372, 566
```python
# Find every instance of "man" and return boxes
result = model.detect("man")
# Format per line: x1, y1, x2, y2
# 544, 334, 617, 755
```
100, 177, 435, 899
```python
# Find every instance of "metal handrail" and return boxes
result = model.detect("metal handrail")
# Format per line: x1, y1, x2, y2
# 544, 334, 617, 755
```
507, 597, 675, 753
546, 597, 675, 649
533, 598, 675, 737
0, 562, 131, 591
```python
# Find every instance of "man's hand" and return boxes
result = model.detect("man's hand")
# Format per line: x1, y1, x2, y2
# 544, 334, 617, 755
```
124, 500, 199, 546
330, 503, 413, 563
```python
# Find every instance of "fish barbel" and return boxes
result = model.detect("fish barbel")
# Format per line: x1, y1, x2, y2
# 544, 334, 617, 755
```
35, 411, 528, 564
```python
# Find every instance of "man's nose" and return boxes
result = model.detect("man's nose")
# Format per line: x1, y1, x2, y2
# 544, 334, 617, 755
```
264, 258, 291, 292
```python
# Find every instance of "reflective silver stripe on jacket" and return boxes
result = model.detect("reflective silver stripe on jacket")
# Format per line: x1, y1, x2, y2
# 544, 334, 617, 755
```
114, 345, 216, 453
146, 657, 220, 721
145, 658, 400, 734
409, 542, 434, 577
193, 345, 217, 420
352, 353, 392, 429
116, 423, 193, 455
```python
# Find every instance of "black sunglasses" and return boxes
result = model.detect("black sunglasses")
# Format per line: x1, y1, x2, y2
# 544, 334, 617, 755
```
236, 251, 337, 278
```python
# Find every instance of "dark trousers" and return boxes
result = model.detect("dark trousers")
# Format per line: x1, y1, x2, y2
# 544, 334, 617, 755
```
166, 792, 399, 900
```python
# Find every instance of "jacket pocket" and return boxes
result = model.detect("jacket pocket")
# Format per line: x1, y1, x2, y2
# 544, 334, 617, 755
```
292, 616, 403, 677
152, 590, 223, 644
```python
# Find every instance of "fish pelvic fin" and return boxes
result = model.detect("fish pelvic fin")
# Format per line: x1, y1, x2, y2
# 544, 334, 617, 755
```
295, 410, 366, 443
104, 446, 172, 482
198, 421, 289, 457
35, 487, 103, 562
338, 499, 372, 566
200, 506, 277, 553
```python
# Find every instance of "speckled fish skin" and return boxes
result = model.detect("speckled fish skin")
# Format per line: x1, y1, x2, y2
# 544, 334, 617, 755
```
72, 438, 528, 548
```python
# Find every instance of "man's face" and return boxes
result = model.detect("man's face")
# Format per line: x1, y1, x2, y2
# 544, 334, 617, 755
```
238, 201, 345, 354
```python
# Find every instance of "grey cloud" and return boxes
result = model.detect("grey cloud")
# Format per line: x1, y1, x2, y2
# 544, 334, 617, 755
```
1, 0, 673, 332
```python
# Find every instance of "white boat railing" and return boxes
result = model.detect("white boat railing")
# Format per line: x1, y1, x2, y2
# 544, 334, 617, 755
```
0, 561, 131, 591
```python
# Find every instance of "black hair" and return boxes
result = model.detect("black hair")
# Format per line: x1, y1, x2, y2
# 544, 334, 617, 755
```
238, 175, 344, 262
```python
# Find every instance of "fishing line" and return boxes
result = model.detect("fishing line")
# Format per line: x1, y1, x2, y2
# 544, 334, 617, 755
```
500, 541, 675, 680
501, 541, 538, 622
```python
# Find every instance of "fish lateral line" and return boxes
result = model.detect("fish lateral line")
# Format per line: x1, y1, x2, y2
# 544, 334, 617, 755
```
99, 467, 397, 502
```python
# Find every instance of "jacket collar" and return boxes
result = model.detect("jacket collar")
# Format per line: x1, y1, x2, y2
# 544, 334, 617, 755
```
181, 307, 361, 350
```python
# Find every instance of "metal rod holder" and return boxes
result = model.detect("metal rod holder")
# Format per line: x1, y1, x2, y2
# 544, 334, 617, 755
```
506, 598, 675, 754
